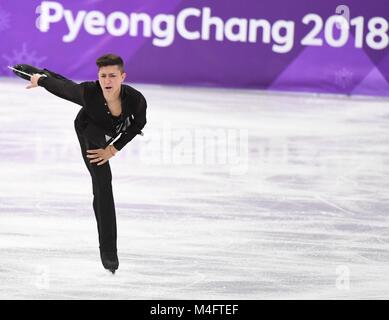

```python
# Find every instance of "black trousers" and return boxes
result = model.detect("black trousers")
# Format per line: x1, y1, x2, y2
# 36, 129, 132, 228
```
74, 118, 117, 254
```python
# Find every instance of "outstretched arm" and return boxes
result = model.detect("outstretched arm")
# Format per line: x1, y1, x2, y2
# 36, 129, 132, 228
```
27, 73, 85, 106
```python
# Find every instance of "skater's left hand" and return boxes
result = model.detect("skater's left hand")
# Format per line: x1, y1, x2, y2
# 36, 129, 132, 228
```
86, 145, 118, 166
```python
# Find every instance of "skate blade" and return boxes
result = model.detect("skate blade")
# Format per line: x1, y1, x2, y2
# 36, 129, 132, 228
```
106, 269, 116, 275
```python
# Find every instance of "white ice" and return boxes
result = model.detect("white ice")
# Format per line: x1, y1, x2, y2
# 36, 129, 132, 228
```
0, 77, 388, 299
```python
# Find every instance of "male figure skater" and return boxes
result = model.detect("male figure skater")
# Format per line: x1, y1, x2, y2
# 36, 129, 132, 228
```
13, 54, 147, 274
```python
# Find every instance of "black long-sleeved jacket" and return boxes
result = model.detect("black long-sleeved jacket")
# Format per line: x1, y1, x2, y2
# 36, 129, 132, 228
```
38, 75, 147, 151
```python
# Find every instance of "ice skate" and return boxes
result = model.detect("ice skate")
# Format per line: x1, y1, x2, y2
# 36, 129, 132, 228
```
11, 64, 71, 81
100, 251, 119, 274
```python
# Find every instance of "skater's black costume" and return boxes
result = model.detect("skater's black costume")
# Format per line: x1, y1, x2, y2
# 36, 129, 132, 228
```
13, 64, 147, 273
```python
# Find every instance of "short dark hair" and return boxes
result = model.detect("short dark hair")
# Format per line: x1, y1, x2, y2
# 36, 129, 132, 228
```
96, 54, 124, 72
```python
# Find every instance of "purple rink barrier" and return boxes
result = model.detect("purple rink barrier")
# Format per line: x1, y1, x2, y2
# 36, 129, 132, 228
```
0, 0, 389, 96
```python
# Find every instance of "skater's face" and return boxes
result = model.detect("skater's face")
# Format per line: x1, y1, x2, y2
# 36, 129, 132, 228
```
98, 65, 126, 96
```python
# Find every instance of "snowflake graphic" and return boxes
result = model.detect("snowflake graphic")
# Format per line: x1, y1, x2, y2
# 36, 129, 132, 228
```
334, 67, 354, 90
2, 43, 47, 76
0, 6, 11, 32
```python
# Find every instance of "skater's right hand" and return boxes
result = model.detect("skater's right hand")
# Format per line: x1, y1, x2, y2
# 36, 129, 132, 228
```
26, 74, 43, 89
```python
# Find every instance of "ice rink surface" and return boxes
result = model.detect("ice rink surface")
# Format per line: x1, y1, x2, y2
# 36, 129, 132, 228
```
0, 77, 388, 299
